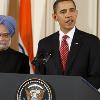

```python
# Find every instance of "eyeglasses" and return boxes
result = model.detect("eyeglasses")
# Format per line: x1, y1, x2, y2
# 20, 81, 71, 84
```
0, 33, 10, 38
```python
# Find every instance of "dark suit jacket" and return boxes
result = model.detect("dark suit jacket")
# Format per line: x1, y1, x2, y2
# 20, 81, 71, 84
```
35, 28, 100, 89
0, 48, 30, 74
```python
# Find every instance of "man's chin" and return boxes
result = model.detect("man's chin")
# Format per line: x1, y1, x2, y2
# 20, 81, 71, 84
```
0, 45, 9, 51
66, 24, 74, 28
64, 26, 74, 31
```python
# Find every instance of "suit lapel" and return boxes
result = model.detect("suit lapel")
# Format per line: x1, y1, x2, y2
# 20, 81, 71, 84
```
66, 29, 83, 74
50, 29, 83, 74
51, 32, 63, 74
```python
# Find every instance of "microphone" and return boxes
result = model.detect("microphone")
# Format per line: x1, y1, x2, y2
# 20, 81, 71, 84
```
32, 51, 52, 66
32, 51, 53, 74
42, 53, 52, 64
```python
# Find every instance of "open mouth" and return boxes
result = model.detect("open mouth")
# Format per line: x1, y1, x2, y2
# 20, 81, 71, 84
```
65, 19, 73, 24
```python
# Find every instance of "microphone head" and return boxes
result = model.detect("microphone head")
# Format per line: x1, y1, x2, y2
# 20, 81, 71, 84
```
31, 50, 54, 66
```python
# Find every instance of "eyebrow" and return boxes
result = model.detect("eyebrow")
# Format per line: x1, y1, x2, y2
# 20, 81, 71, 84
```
60, 7, 76, 12
60, 9, 67, 12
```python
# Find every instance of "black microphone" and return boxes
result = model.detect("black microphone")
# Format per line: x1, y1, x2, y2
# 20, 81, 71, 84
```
32, 51, 52, 66
32, 51, 53, 74
42, 53, 52, 64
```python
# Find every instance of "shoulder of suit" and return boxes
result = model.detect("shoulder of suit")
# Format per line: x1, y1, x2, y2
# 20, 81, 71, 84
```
39, 31, 59, 42
8, 48, 28, 58
76, 28, 99, 40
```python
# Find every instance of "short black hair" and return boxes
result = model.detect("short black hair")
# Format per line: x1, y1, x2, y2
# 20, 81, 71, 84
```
53, 0, 76, 13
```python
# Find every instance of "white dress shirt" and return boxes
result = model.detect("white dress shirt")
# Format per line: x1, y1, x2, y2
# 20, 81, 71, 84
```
59, 26, 75, 51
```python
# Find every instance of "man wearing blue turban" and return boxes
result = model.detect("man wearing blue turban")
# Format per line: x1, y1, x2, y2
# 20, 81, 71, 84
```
0, 15, 30, 73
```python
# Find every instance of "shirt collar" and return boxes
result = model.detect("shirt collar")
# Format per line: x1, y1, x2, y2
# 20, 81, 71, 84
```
59, 26, 75, 40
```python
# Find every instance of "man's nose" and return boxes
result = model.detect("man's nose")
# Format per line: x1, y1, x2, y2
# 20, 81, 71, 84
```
65, 11, 72, 18
0, 36, 3, 40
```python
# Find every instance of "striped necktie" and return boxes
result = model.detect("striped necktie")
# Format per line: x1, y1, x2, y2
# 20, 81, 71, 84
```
60, 35, 69, 71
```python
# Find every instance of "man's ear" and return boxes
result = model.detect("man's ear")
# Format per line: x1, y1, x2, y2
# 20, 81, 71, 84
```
52, 13, 58, 21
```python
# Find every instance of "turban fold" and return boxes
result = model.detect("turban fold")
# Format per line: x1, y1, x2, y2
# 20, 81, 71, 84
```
0, 15, 16, 37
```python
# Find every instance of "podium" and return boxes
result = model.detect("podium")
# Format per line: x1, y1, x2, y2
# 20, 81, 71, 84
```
0, 73, 100, 100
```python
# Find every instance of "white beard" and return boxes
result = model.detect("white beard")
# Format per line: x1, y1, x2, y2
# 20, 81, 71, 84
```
0, 38, 11, 51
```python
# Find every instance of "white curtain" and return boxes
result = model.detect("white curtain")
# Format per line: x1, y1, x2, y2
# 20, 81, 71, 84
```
98, 0, 100, 38
72, 0, 98, 36
0, 0, 9, 15
32, 0, 55, 55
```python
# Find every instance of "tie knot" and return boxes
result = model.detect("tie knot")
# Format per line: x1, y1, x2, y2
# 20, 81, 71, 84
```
62, 35, 68, 40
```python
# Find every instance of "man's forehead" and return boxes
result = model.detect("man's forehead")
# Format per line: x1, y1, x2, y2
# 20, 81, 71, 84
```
57, 1, 75, 10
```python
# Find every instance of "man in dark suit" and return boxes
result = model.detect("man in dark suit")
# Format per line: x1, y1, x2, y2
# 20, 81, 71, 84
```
33, 0, 100, 89
0, 15, 30, 74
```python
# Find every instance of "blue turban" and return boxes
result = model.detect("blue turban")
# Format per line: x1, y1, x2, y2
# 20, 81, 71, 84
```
0, 15, 16, 37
